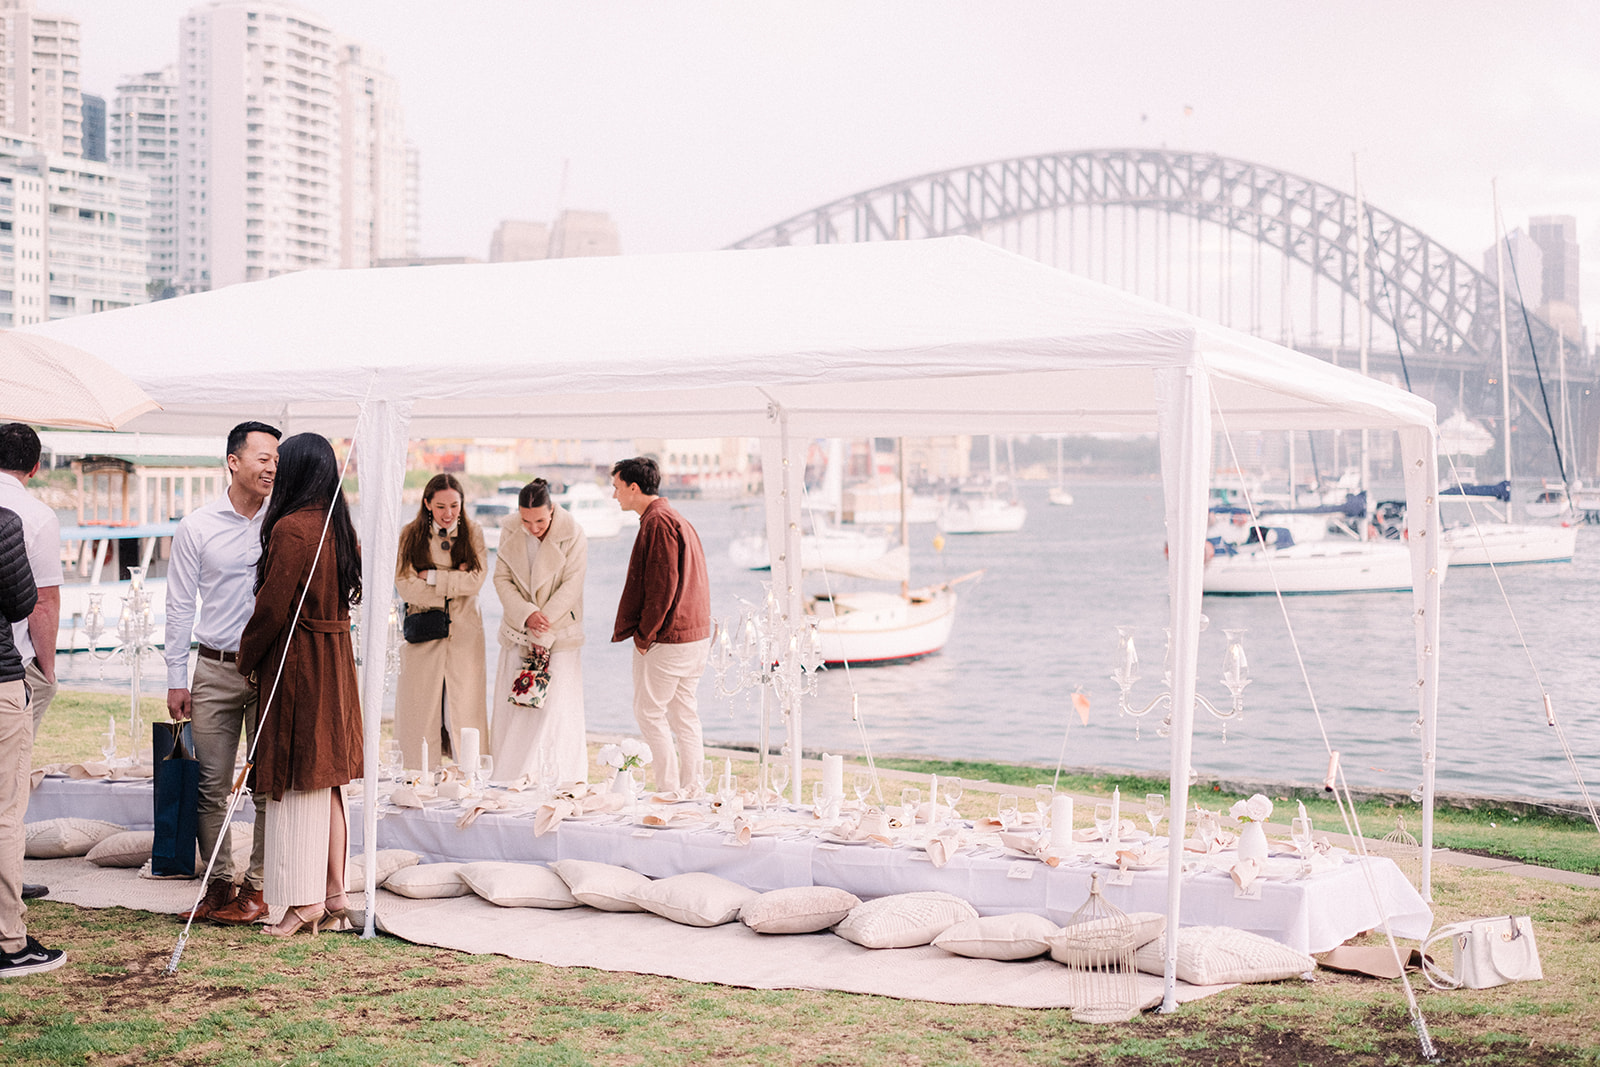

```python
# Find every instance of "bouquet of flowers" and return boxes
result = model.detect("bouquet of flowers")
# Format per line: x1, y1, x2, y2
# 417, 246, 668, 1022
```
598, 738, 653, 774
1229, 793, 1273, 825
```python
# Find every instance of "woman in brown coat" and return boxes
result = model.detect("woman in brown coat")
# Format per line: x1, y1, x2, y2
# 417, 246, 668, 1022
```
238, 433, 363, 936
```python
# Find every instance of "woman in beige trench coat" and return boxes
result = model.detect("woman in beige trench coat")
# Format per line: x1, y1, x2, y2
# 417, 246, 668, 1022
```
492, 478, 588, 784
394, 474, 489, 772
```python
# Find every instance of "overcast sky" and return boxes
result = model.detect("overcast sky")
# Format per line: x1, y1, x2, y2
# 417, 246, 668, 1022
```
51, 1, 1600, 323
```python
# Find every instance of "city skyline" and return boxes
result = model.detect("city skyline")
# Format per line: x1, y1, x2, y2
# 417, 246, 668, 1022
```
33, 0, 1600, 327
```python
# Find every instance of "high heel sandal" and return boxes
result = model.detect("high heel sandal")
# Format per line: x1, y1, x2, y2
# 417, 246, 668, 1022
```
317, 907, 352, 933
262, 904, 326, 937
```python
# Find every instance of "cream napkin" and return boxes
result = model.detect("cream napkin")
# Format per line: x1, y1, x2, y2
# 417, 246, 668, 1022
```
534, 799, 578, 836
998, 831, 1065, 867
388, 785, 428, 809
924, 830, 966, 867
455, 795, 517, 829
640, 810, 706, 828
1230, 857, 1262, 891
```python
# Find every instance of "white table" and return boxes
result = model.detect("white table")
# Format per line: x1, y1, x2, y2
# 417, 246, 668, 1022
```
28, 775, 257, 831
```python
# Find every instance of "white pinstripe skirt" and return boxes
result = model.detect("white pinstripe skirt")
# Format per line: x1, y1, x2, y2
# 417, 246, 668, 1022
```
264, 786, 345, 908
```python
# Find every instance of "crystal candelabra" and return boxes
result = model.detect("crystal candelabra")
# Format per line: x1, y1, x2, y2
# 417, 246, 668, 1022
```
81, 566, 162, 756
710, 581, 824, 801
1111, 616, 1251, 740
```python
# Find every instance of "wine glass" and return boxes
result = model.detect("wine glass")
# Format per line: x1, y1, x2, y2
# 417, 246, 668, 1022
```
1035, 784, 1054, 824
770, 760, 790, 805
1196, 806, 1220, 848
1145, 793, 1166, 835
853, 770, 874, 807
900, 787, 921, 827
1093, 802, 1114, 842
101, 725, 118, 766
476, 755, 495, 792
942, 777, 964, 823
998, 793, 1020, 829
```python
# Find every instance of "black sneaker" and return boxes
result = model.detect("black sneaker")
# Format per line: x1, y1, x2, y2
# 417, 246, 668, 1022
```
0, 936, 66, 978
20, 884, 47, 900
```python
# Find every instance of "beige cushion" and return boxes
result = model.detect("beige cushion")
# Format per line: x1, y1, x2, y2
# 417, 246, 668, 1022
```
1048, 912, 1167, 967
549, 859, 652, 912
1132, 925, 1316, 985
458, 861, 579, 909
740, 886, 861, 935
24, 818, 126, 858
86, 830, 155, 868
833, 892, 980, 949
383, 862, 472, 899
627, 872, 759, 927
345, 848, 421, 890
935, 912, 1062, 960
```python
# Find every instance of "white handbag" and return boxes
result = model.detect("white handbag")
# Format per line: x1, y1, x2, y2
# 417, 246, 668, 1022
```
1421, 915, 1542, 990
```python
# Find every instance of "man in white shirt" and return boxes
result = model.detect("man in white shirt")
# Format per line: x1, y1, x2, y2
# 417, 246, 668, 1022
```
164, 421, 279, 925
0, 425, 63, 736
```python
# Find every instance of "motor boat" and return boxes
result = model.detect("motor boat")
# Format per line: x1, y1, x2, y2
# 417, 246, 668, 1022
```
729, 516, 890, 572
937, 488, 1026, 534
553, 481, 626, 539
1203, 525, 1451, 595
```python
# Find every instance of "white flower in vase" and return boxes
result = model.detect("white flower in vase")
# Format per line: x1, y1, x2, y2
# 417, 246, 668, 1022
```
1229, 793, 1274, 825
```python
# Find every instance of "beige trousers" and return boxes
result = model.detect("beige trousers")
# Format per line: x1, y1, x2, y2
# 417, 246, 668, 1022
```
24, 658, 54, 735
189, 656, 267, 889
631, 638, 709, 793
0, 678, 32, 953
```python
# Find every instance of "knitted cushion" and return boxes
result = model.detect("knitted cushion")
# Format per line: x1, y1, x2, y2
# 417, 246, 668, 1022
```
458, 862, 579, 909
627, 872, 758, 927
833, 892, 979, 949
934, 912, 1062, 960
24, 818, 126, 858
549, 860, 652, 912
86, 830, 156, 868
740, 886, 862, 935
345, 849, 421, 890
1132, 925, 1316, 984
383, 862, 472, 899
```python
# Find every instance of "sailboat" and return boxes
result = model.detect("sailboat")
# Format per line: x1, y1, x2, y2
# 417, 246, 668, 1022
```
1048, 436, 1074, 507
939, 434, 1026, 534
809, 439, 981, 665
729, 440, 892, 570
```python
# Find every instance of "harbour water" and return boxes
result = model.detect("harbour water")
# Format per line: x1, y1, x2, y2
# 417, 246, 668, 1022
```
56, 481, 1600, 803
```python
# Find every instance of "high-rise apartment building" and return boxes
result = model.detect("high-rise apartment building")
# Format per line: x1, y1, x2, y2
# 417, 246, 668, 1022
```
110, 67, 179, 290
0, 0, 83, 157
548, 210, 620, 258
0, 132, 149, 326
1529, 215, 1579, 310
337, 41, 409, 266
79, 91, 103, 160
489, 220, 548, 262
1482, 227, 1543, 310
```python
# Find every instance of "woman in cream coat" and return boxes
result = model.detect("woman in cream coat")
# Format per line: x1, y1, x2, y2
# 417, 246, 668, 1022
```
394, 474, 489, 772
492, 478, 589, 783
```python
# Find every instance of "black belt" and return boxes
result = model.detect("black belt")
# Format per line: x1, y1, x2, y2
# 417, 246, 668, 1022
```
197, 645, 238, 664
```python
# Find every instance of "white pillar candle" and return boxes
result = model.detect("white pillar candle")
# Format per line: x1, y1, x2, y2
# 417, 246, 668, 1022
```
1051, 795, 1074, 849
822, 753, 844, 800
1110, 786, 1121, 846
458, 728, 480, 776
421, 740, 430, 781
929, 774, 939, 816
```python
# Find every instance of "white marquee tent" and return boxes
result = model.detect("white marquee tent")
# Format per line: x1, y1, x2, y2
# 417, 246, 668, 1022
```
21, 237, 1443, 1010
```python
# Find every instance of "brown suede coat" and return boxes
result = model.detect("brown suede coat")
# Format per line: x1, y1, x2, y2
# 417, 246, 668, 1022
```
611, 497, 710, 651
238, 508, 363, 800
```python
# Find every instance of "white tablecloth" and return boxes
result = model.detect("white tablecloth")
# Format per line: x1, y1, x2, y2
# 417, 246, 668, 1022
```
354, 799, 1433, 955
27, 775, 256, 831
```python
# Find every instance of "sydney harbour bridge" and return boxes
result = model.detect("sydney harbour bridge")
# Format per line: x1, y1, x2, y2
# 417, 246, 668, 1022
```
730, 149, 1594, 483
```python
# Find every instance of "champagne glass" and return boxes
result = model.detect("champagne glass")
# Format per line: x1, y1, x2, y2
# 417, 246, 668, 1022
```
1196, 806, 1220, 848
942, 777, 964, 822
101, 725, 118, 766
900, 787, 921, 827
1035, 784, 1054, 823
1145, 793, 1165, 835
998, 793, 1020, 829
1093, 802, 1114, 842
477, 754, 495, 792
696, 759, 715, 794
853, 770, 874, 807
770, 760, 790, 805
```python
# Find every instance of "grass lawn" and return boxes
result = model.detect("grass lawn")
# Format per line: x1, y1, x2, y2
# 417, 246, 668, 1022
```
9, 689, 1599, 1066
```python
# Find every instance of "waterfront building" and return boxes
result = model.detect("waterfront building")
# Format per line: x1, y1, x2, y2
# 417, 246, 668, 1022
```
1529, 215, 1582, 346
0, 132, 149, 326
548, 209, 620, 258
489, 219, 548, 262
0, 0, 83, 157
79, 92, 103, 161
109, 67, 179, 290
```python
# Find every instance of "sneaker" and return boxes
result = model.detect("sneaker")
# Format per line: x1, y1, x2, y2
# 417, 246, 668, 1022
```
0, 936, 66, 978
20, 884, 47, 900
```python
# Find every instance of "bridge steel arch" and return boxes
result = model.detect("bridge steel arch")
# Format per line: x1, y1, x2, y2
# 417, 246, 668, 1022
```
729, 149, 1561, 370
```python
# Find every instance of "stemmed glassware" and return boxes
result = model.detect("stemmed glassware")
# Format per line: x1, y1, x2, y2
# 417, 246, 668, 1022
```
1093, 802, 1114, 842
900, 787, 921, 828
1145, 793, 1165, 835
1034, 783, 1054, 822
769, 760, 790, 806
101, 725, 119, 767
476, 755, 495, 793
853, 770, 874, 807
942, 777, 963, 824
1291, 814, 1315, 855
380, 740, 402, 785
998, 793, 1020, 829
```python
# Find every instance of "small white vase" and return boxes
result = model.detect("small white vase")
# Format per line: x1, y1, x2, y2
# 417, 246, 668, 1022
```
1237, 820, 1269, 864
610, 769, 637, 795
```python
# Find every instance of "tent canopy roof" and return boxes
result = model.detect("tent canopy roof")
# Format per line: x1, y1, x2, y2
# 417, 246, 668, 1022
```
24, 237, 1435, 439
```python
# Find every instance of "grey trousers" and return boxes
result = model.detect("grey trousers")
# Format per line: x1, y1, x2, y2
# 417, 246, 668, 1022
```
189, 656, 266, 889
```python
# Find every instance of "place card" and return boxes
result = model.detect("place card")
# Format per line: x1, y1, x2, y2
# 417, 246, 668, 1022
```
908, 852, 932, 862
1233, 882, 1262, 900
631, 828, 657, 839
1107, 868, 1135, 887
1006, 861, 1035, 880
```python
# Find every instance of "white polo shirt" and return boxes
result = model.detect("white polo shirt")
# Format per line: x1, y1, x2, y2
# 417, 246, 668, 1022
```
0, 470, 63, 663
163, 492, 265, 689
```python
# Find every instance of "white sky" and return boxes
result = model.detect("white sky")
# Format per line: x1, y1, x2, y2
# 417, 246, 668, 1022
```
50, 0, 1600, 325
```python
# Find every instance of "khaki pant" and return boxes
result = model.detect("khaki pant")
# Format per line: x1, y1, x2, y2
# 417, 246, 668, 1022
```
25, 658, 54, 735
189, 656, 266, 889
0, 678, 31, 953
631, 638, 709, 793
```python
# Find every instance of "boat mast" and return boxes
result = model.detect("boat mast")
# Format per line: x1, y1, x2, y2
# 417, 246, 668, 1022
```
897, 437, 910, 598
1493, 178, 1513, 522
1353, 155, 1371, 533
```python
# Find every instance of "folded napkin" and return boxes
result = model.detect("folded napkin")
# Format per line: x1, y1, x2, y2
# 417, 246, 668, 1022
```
728, 817, 752, 846
388, 785, 431, 809
998, 831, 1065, 867
710, 793, 745, 816
436, 780, 470, 800
914, 801, 953, 824
652, 785, 705, 803
456, 795, 517, 828
1230, 857, 1262, 891
1114, 844, 1163, 869
924, 830, 964, 867
533, 790, 629, 836
534, 799, 578, 836
639, 810, 707, 828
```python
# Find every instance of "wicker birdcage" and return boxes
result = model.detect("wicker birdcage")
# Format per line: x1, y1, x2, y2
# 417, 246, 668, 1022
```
1056, 872, 1142, 1024
1375, 815, 1423, 889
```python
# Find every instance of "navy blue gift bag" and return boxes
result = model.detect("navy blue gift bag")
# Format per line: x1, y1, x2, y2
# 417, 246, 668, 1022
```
151, 720, 201, 877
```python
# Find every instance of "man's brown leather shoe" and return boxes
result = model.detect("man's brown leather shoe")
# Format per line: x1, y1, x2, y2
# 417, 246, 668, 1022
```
210, 886, 268, 925
178, 879, 235, 922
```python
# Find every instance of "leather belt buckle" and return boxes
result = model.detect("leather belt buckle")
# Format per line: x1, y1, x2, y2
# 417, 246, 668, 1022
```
198, 645, 238, 664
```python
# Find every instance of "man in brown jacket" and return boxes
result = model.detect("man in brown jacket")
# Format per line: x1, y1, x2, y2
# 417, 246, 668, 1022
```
610, 457, 710, 792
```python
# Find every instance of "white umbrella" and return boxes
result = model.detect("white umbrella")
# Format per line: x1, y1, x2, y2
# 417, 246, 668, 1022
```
0, 330, 159, 429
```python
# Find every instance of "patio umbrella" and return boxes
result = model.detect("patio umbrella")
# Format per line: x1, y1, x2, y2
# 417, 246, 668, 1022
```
0, 330, 159, 429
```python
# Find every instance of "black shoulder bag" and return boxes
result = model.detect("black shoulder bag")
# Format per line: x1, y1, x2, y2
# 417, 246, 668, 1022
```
402, 600, 451, 643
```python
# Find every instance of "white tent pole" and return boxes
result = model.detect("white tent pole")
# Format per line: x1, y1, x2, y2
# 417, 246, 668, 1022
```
1155, 357, 1213, 1014
354, 397, 412, 937
1399, 425, 1442, 899
759, 414, 806, 800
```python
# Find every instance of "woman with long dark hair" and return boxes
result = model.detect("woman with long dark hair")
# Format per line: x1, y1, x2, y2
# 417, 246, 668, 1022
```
491, 478, 588, 782
238, 433, 363, 936
393, 473, 488, 772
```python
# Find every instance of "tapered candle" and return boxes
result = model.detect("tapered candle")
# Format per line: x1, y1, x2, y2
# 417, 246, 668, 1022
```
929, 774, 939, 819
1110, 787, 1121, 846
421, 740, 430, 781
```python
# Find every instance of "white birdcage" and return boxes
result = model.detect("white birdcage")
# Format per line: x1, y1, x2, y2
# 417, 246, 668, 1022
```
1056, 872, 1142, 1024
1376, 815, 1423, 889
